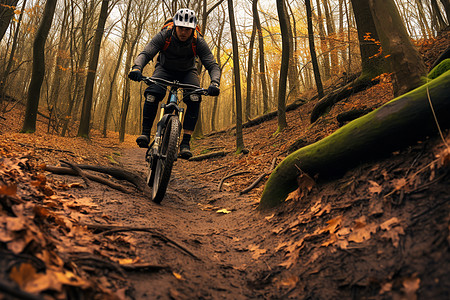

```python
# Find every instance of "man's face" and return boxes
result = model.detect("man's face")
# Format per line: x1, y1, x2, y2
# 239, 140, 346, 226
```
175, 26, 193, 42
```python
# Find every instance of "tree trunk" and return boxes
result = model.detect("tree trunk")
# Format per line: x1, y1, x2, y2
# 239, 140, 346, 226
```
0, 0, 26, 102
47, 0, 69, 133
77, 0, 110, 138
430, 0, 448, 29
0, 0, 19, 42
275, 0, 290, 134
253, 0, 269, 114
369, 0, 427, 97
285, 0, 300, 100
305, 0, 324, 99
440, 0, 450, 25
228, 0, 245, 152
21, 0, 57, 133
350, 0, 387, 81
245, 19, 256, 122
323, 0, 338, 76
103, 0, 132, 137
315, 0, 331, 79
259, 66, 450, 209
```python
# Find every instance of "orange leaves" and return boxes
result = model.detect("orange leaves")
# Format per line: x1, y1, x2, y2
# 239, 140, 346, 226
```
286, 172, 315, 202
248, 244, 267, 260
10, 262, 89, 294
0, 183, 17, 196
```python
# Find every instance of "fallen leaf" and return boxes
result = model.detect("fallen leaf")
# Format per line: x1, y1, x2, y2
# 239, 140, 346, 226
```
381, 226, 404, 247
380, 217, 401, 230
9, 262, 37, 289
348, 217, 377, 244
248, 244, 267, 259
392, 178, 407, 191
403, 276, 420, 300
216, 209, 231, 214
172, 272, 183, 280
0, 184, 17, 196
265, 214, 275, 221
379, 282, 393, 294
368, 180, 382, 194
319, 216, 343, 234
277, 275, 299, 289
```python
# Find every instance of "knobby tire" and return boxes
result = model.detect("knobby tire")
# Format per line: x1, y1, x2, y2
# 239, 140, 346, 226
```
151, 116, 181, 204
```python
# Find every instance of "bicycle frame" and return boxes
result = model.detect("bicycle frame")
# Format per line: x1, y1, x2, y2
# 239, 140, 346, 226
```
142, 77, 206, 155
141, 76, 209, 203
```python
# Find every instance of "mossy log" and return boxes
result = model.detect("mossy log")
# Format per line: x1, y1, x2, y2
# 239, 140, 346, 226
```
310, 76, 379, 123
259, 67, 450, 209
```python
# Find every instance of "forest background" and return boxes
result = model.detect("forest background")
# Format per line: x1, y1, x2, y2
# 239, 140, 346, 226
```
1, 0, 449, 144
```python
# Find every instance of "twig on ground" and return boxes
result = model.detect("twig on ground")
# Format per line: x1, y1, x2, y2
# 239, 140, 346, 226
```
70, 254, 127, 277
199, 165, 227, 175
82, 224, 200, 261
60, 160, 90, 187
240, 157, 278, 195
218, 171, 252, 191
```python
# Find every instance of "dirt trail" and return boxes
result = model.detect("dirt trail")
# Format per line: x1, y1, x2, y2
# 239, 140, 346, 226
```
82, 147, 275, 299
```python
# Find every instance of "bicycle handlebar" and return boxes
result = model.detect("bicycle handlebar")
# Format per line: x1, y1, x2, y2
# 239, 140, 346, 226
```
141, 76, 209, 96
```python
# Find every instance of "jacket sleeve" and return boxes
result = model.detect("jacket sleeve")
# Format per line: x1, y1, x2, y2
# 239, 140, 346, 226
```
196, 36, 221, 85
132, 31, 167, 71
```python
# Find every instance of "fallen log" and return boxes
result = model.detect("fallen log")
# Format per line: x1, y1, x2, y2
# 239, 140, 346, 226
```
76, 164, 148, 192
189, 151, 227, 161
207, 99, 306, 136
259, 66, 450, 209
310, 76, 380, 123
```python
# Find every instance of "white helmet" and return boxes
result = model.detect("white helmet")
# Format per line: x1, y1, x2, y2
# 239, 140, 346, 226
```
173, 8, 197, 29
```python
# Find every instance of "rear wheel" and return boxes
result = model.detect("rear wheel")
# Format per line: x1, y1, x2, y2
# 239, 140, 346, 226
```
151, 116, 181, 204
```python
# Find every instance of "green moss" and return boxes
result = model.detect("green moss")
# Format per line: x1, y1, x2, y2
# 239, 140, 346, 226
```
259, 69, 450, 209
428, 59, 450, 80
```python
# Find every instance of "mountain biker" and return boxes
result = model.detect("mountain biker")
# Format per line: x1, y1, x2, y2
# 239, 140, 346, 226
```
128, 8, 221, 159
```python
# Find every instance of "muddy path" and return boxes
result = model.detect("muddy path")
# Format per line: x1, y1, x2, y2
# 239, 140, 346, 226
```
75, 147, 278, 299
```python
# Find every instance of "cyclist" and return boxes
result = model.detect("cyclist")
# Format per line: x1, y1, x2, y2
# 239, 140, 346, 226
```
128, 8, 221, 159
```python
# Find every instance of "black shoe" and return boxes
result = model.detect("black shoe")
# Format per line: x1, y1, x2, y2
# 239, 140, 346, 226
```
178, 144, 193, 159
136, 135, 150, 148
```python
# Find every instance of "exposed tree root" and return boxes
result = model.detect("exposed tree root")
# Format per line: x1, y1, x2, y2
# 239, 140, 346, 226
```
82, 224, 200, 261
240, 157, 277, 195
44, 164, 150, 195
218, 171, 252, 191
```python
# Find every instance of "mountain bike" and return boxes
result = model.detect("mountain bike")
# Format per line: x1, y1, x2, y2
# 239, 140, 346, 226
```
141, 76, 209, 204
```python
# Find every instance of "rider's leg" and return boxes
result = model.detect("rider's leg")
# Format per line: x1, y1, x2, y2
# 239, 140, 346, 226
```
179, 94, 201, 158
177, 70, 201, 158
137, 91, 164, 148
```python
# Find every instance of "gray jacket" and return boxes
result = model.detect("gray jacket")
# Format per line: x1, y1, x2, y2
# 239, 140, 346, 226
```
132, 28, 221, 84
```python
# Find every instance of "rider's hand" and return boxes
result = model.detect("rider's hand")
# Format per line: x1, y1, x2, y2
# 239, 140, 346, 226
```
208, 82, 220, 96
128, 69, 143, 81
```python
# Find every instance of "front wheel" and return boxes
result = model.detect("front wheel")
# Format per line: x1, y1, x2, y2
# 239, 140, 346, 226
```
151, 116, 181, 204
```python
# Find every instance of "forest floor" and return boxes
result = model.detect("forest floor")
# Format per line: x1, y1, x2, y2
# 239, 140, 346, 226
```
1, 32, 449, 299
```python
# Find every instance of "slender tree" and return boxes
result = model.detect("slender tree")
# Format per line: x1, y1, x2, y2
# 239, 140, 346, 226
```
245, 18, 257, 122
227, 0, 245, 152
305, 0, 324, 99
369, 0, 426, 97
103, 0, 132, 137
77, 0, 110, 138
0, 0, 19, 42
253, 0, 269, 114
275, 0, 290, 133
21, 0, 57, 133
0, 0, 26, 102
